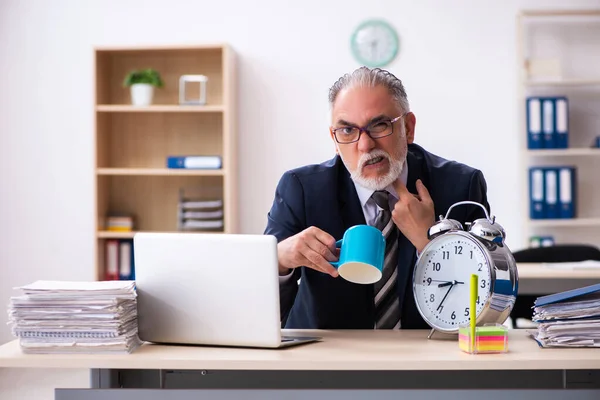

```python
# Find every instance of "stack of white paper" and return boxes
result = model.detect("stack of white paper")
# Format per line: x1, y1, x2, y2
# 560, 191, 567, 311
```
7, 280, 142, 354
530, 283, 600, 348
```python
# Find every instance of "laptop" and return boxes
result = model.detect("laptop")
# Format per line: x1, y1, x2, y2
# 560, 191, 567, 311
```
133, 232, 321, 348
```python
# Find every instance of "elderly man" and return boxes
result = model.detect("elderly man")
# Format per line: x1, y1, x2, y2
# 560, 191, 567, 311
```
264, 67, 490, 329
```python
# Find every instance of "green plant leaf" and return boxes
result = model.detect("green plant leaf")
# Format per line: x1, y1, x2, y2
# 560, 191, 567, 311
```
123, 68, 163, 87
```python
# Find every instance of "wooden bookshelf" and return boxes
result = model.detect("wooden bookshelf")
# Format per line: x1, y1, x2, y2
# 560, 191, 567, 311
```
93, 44, 237, 280
516, 10, 600, 249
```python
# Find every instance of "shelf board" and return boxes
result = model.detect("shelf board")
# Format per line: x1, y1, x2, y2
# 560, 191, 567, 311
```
97, 230, 224, 239
529, 218, 600, 227
526, 148, 600, 156
95, 43, 227, 52
520, 9, 600, 18
524, 79, 600, 87
96, 104, 224, 113
97, 168, 224, 176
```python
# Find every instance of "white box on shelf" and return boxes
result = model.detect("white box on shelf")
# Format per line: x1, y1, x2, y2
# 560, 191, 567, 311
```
179, 74, 208, 105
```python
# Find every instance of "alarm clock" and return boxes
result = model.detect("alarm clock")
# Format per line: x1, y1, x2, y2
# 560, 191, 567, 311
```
350, 19, 399, 67
412, 201, 518, 338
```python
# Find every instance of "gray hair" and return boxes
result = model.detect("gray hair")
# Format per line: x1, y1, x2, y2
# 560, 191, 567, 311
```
328, 67, 410, 113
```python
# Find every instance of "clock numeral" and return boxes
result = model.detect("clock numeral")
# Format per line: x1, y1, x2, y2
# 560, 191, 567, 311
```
442, 251, 450, 260
470, 250, 473, 259
430, 294, 435, 302
464, 307, 469, 317
480, 280, 486, 289
438, 305, 444, 313
477, 296, 481, 304
451, 311, 456, 320
433, 263, 441, 271
426, 277, 432, 286
454, 245, 463, 255
478, 263, 483, 272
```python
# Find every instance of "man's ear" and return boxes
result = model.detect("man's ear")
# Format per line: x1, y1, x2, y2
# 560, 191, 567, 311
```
405, 112, 416, 144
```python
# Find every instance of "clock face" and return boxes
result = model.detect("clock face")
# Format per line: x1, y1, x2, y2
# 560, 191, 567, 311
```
351, 19, 399, 67
413, 232, 493, 332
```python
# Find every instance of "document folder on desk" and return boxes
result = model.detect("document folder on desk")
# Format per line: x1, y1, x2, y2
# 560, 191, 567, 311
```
530, 283, 600, 348
535, 282, 600, 308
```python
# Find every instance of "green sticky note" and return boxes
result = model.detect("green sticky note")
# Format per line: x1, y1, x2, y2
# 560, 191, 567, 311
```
476, 326, 507, 336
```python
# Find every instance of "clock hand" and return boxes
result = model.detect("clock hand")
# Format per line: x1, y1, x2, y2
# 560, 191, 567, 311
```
438, 280, 465, 287
436, 284, 455, 312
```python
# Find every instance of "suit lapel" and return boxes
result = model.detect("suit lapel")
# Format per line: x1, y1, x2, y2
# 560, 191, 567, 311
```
395, 150, 425, 316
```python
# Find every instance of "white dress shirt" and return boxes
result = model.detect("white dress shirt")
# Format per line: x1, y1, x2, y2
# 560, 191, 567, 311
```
279, 161, 409, 282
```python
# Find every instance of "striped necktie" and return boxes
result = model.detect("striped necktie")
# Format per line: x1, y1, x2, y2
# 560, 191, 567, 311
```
371, 190, 400, 329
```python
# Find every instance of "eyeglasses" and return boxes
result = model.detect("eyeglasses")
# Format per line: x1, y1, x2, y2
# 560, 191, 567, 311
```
331, 114, 406, 144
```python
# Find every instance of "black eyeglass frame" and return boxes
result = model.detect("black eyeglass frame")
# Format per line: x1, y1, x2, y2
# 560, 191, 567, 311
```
331, 113, 408, 144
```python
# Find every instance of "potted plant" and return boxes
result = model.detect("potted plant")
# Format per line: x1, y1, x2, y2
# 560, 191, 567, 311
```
123, 68, 163, 106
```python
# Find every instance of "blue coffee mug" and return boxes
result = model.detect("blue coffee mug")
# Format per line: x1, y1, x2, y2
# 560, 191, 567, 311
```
330, 225, 386, 284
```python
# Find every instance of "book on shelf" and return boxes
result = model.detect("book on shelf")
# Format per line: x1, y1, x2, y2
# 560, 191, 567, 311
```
529, 165, 576, 219
526, 96, 568, 149
106, 214, 134, 232
105, 239, 135, 281
167, 155, 222, 169
529, 235, 555, 248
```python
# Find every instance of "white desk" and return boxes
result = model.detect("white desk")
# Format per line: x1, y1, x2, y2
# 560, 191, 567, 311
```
1, 329, 598, 371
517, 262, 600, 294
1, 329, 600, 399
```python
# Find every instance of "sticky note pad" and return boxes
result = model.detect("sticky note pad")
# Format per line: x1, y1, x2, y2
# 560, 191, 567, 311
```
458, 324, 508, 354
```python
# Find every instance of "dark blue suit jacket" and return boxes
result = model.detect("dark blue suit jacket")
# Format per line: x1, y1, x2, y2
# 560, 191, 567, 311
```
264, 143, 490, 329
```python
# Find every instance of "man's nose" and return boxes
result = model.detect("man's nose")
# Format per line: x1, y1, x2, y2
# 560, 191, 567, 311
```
357, 130, 376, 152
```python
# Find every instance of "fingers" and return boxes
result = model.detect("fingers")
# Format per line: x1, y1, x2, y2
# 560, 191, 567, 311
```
394, 179, 432, 204
309, 226, 337, 252
301, 248, 339, 277
302, 227, 339, 277
415, 179, 433, 203
306, 236, 338, 262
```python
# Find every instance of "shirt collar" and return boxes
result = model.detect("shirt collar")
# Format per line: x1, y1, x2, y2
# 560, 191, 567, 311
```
353, 160, 408, 207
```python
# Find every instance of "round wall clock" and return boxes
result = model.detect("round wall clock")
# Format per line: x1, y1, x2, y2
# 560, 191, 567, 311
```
350, 19, 399, 67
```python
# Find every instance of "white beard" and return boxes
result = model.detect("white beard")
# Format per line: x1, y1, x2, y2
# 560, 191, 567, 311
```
353, 150, 404, 191
341, 148, 405, 191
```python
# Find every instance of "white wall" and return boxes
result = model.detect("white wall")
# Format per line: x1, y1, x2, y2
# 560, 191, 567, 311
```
1, 0, 598, 398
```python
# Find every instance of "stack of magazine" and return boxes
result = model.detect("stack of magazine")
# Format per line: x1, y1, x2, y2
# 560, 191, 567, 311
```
7, 280, 142, 354
530, 282, 600, 348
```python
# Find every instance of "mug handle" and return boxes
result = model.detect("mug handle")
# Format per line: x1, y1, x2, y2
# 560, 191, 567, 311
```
329, 239, 343, 268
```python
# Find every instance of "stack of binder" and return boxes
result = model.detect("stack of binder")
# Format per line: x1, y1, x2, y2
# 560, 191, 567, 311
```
104, 239, 135, 281
527, 96, 569, 149
7, 280, 142, 354
529, 165, 576, 219
177, 188, 224, 231
530, 283, 600, 348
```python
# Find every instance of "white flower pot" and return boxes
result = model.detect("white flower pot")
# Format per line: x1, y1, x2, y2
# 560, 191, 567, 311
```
130, 83, 154, 106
